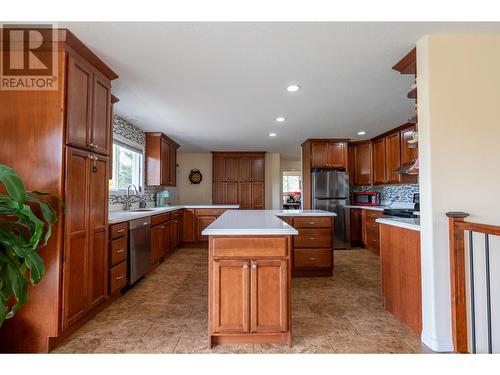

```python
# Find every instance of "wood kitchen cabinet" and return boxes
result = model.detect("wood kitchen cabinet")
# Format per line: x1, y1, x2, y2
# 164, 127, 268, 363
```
282, 216, 334, 277
372, 138, 386, 185
211, 259, 250, 333
208, 236, 291, 347
400, 125, 418, 166
182, 209, 196, 243
0, 28, 118, 353
197, 216, 218, 242
309, 140, 348, 169
363, 209, 385, 255
212, 152, 265, 209
151, 224, 163, 268
63, 147, 110, 327
350, 208, 363, 247
145, 132, 179, 187
348, 141, 372, 186
372, 124, 418, 185
66, 55, 112, 156
385, 132, 401, 184
379, 223, 422, 334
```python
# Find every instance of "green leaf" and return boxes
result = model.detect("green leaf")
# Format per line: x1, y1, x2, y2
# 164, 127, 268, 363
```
24, 252, 45, 284
0, 164, 26, 206
6, 259, 28, 314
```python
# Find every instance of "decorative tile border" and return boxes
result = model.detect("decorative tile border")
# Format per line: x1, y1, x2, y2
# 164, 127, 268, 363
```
109, 115, 177, 206
350, 184, 419, 205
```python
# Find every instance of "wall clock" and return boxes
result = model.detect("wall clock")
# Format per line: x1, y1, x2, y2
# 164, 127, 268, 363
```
189, 169, 203, 184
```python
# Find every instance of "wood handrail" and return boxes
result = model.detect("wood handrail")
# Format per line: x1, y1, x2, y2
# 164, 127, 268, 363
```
446, 211, 500, 353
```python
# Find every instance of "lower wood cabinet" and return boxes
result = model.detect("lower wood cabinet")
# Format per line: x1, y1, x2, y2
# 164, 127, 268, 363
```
379, 224, 422, 334
350, 208, 363, 246
108, 222, 128, 294
196, 208, 227, 242
209, 236, 291, 347
63, 147, 109, 329
363, 210, 384, 255
284, 216, 334, 277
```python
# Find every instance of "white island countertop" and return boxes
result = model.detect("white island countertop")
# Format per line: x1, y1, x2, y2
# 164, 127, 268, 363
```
108, 205, 239, 224
202, 209, 336, 236
376, 217, 420, 232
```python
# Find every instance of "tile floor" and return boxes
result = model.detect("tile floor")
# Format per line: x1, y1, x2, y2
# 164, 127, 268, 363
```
53, 247, 433, 354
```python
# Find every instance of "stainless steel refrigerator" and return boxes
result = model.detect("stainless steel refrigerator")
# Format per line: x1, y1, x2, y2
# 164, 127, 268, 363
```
311, 169, 350, 249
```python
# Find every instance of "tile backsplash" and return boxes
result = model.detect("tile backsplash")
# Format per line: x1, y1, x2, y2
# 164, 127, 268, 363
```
350, 184, 419, 205
109, 115, 177, 209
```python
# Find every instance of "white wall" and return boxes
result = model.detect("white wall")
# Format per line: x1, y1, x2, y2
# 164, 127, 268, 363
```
417, 35, 500, 352
176, 152, 213, 204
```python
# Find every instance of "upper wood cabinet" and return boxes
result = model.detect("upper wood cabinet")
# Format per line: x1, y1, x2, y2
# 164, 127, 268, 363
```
385, 132, 401, 184
372, 124, 418, 185
309, 140, 348, 169
212, 152, 266, 209
66, 55, 111, 156
348, 141, 372, 186
400, 126, 418, 166
145, 132, 179, 186
372, 138, 386, 185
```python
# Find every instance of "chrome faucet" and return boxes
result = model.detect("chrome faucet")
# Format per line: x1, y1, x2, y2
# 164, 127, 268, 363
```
126, 184, 139, 210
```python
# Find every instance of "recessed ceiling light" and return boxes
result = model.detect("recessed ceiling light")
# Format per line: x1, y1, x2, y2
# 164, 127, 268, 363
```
286, 84, 301, 92
276, 117, 286, 122
357, 131, 366, 135
269, 132, 277, 137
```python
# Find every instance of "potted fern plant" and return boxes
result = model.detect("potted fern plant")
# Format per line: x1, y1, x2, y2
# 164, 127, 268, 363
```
0, 164, 60, 327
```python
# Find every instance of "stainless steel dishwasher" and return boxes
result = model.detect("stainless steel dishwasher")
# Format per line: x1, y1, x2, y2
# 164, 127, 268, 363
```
128, 217, 151, 285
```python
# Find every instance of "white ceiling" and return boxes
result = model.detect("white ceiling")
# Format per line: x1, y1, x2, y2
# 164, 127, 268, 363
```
61, 22, 500, 159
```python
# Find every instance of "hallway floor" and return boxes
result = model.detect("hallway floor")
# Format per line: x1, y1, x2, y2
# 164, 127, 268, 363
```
54, 247, 432, 354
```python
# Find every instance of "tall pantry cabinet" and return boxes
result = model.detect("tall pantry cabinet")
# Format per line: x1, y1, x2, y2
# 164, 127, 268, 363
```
212, 152, 266, 209
0, 29, 118, 353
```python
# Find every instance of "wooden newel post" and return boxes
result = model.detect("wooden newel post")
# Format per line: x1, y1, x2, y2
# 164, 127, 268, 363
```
446, 211, 470, 353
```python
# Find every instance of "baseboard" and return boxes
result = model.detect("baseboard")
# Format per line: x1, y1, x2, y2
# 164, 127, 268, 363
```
421, 331, 454, 352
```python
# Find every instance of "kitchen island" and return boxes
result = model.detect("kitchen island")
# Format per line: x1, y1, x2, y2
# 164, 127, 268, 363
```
202, 209, 336, 348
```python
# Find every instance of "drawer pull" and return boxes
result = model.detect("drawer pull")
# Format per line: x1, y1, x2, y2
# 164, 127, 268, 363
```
116, 249, 125, 253
309, 237, 317, 240
160, 226, 165, 229
117, 229, 125, 233
115, 275, 124, 280
308, 257, 318, 261
308, 222, 316, 225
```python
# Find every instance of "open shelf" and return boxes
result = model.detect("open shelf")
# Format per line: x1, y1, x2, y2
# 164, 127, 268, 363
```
407, 86, 417, 99
392, 47, 416, 75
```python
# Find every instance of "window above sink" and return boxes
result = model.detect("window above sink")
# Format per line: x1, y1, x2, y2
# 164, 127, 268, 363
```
110, 138, 144, 193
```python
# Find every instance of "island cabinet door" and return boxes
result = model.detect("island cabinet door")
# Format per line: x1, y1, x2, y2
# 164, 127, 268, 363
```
212, 260, 250, 333
250, 260, 288, 333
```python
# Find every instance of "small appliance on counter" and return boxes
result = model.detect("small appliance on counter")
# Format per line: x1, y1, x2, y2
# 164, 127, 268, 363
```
413, 192, 420, 211
156, 190, 170, 207
351, 191, 380, 206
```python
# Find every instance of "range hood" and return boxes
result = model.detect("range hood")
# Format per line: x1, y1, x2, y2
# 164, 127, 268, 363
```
395, 158, 419, 175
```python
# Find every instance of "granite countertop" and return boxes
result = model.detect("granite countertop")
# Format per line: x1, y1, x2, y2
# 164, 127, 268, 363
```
108, 205, 240, 224
376, 217, 420, 231
201, 209, 335, 236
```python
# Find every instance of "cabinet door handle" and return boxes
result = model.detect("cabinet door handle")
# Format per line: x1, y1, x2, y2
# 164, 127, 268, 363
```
308, 257, 318, 261
116, 249, 125, 253
115, 275, 124, 280
251, 264, 257, 270
242, 265, 249, 270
